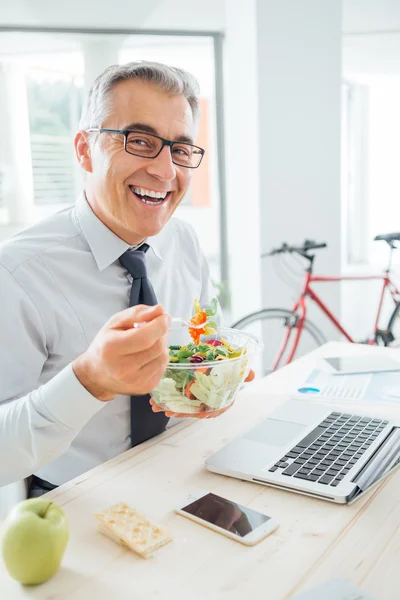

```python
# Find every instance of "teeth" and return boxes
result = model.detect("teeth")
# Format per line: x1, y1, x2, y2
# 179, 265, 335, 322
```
140, 198, 164, 205
132, 186, 167, 199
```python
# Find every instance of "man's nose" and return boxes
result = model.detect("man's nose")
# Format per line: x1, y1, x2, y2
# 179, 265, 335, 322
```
146, 145, 176, 181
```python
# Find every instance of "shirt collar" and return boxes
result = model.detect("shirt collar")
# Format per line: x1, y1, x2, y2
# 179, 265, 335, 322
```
74, 193, 163, 270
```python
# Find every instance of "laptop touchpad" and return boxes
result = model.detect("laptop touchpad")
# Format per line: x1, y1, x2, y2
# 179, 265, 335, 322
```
245, 419, 306, 446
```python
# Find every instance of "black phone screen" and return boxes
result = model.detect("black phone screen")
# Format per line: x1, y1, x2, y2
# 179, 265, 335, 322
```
181, 492, 270, 537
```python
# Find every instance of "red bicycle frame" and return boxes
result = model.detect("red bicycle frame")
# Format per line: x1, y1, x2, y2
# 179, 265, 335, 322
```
273, 269, 400, 371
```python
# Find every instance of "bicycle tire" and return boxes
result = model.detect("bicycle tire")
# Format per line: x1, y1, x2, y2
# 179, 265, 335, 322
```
232, 308, 327, 374
385, 301, 400, 347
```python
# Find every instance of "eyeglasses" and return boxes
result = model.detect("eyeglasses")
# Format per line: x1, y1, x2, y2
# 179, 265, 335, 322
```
86, 128, 205, 169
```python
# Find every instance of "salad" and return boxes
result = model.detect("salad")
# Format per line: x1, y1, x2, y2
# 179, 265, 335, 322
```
151, 299, 249, 414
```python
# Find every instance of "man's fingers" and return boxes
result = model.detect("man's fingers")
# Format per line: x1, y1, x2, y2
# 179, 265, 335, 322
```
245, 369, 255, 383
135, 353, 170, 390
150, 405, 175, 417
109, 304, 166, 330
128, 333, 170, 371
149, 398, 165, 413
116, 314, 171, 356
149, 397, 197, 418
104, 334, 169, 379
149, 404, 233, 419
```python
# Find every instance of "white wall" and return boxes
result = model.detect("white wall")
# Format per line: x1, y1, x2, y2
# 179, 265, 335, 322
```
1, 1, 399, 359
340, 80, 400, 341
341, 271, 399, 342
344, 33, 400, 77
224, 0, 262, 322
341, 1, 400, 341
255, 0, 342, 343
0, 1, 351, 349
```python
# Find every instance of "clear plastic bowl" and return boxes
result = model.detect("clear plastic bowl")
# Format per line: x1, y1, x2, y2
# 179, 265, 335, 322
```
150, 327, 263, 416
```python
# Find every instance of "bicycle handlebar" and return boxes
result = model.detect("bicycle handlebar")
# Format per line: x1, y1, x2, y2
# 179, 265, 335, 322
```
263, 240, 327, 258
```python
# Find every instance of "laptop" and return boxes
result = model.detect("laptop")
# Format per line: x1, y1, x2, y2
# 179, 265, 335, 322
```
205, 400, 400, 504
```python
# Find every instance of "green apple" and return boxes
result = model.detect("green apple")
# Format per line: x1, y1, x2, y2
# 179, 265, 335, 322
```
1, 498, 69, 585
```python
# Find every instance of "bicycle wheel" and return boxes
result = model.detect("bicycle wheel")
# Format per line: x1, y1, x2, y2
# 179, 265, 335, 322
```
385, 302, 400, 347
232, 308, 327, 375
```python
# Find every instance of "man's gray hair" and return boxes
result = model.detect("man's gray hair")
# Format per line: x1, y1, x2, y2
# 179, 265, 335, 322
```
79, 61, 200, 130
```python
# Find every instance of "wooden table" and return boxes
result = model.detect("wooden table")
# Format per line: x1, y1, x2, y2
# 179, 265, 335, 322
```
1, 341, 400, 600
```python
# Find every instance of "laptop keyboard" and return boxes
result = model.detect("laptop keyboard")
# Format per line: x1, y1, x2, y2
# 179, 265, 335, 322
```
268, 412, 389, 487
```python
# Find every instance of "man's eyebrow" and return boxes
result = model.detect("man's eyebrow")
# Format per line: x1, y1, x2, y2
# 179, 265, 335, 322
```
123, 122, 194, 145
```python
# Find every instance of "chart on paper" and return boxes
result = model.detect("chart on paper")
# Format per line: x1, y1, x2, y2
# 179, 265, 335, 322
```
294, 368, 400, 405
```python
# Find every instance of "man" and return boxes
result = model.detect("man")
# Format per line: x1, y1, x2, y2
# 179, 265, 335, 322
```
0, 61, 221, 496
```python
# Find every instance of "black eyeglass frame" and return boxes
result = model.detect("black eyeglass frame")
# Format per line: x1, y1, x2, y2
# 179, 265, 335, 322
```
86, 128, 205, 169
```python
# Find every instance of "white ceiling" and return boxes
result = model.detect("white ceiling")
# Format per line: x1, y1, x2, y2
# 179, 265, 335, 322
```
1, 0, 399, 35
0, 0, 163, 29
0, 0, 222, 59
342, 0, 400, 77
343, 0, 400, 33
1, 1, 400, 76
0, 0, 225, 31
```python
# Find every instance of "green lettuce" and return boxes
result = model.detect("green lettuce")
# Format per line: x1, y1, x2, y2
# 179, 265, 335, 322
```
189, 362, 245, 409
163, 368, 194, 392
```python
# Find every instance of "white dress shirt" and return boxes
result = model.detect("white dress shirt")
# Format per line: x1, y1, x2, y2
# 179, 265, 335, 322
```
0, 193, 214, 486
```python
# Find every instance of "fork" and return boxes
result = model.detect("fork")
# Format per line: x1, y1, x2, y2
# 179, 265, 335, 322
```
133, 317, 211, 330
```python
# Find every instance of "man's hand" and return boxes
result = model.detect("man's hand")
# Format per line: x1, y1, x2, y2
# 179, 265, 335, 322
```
149, 396, 233, 419
73, 304, 170, 401
245, 369, 255, 383
149, 368, 256, 419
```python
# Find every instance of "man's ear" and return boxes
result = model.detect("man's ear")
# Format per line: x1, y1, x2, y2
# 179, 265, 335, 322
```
74, 131, 93, 173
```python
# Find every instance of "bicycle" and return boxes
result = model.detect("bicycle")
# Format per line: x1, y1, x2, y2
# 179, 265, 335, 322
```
232, 233, 400, 374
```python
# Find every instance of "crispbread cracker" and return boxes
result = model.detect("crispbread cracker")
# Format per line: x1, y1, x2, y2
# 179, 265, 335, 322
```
94, 502, 172, 558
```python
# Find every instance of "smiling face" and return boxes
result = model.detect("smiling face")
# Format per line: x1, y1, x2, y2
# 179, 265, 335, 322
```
74, 79, 196, 245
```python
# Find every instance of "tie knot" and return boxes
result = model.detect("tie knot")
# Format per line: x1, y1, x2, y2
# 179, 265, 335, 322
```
119, 245, 149, 279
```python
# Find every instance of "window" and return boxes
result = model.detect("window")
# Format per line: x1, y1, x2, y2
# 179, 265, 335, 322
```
27, 63, 83, 208
0, 31, 222, 286
343, 76, 400, 267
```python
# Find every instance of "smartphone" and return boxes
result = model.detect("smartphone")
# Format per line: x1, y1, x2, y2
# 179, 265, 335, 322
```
175, 491, 279, 546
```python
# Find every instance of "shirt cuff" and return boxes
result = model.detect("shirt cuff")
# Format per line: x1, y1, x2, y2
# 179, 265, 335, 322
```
34, 363, 104, 430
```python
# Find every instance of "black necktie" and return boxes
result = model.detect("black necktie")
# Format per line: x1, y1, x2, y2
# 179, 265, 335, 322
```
119, 244, 169, 446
